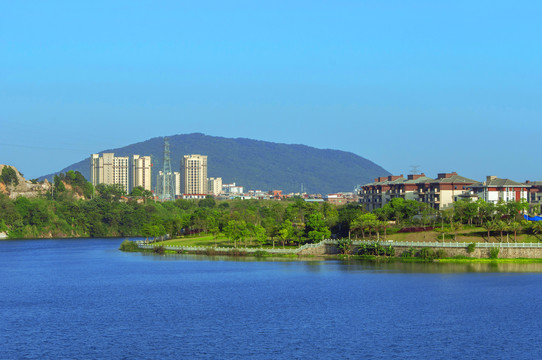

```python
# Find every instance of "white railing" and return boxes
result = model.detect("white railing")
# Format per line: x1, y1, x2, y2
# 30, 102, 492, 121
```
347, 240, 542, 248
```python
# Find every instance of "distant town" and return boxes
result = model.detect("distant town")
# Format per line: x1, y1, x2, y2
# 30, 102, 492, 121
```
90, 151, 354, 203
89, 149, 542, 211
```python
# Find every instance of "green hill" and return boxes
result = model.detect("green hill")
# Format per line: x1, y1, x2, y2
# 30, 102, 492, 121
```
40, 133, 390, 194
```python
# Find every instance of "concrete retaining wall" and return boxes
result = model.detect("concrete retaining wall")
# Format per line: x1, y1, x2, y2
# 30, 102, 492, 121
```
315, 244, 542, 259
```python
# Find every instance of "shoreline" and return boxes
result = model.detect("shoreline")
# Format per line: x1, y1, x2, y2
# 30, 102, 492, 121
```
124, 245, 542, 264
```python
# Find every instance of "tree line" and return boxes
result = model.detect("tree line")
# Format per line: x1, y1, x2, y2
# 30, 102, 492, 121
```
1, 171, 540, 244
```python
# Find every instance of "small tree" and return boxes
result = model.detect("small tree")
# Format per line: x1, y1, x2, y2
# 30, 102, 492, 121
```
450, 222, 463, 241
253, 224, 267, 248
305, 213, 331, 243
481, 221, 496, 242
278, 220, 294, 248
508, 221, 521, 243
495, 220, 508, 242
0, 166, 19, 186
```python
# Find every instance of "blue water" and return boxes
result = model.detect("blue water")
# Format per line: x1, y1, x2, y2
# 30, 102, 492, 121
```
2, 239, 542, 359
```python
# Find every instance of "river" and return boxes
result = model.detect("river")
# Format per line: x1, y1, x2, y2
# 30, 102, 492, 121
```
1, 238, 542, 359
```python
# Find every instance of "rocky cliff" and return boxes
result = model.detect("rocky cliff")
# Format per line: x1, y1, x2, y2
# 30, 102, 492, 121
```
0, 165, 51, 199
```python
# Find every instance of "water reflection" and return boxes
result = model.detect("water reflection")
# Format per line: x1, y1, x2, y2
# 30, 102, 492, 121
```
337, 260, 542, 273
138, 252, 542, 273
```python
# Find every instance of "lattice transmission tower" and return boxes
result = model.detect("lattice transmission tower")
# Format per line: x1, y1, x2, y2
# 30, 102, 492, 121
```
160, 137, 175, 201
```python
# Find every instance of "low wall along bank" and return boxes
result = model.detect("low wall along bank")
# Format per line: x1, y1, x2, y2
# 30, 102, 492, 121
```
138, 240, 542, 259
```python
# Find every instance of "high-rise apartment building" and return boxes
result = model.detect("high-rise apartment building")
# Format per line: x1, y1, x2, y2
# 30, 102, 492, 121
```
180, 154, 208, 195
90, 154, 102, 186
89, 153, 130, 194
207, 177, 222, 196
174, 171, 181, 197
132, 155, 152, 192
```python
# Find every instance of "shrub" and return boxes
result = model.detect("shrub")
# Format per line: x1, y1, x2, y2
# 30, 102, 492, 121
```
253, 250, 269, 257
357, 244, 368, 255
337, 238, 353, 255
489, 247, 500, 259
119, 239, 139, 252
467, 242, 476, 254
0, 166, 19, 186
401, 247, 416, 258
434, 249, 447, 259
385, 245, 395, 257
227, 249, 247, 257
204, 248, 217, 256
418, 247, 434, 260
153, 245, 165, 255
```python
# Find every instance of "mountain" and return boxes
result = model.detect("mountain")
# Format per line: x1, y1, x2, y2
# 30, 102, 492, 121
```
40, 133, 390, 194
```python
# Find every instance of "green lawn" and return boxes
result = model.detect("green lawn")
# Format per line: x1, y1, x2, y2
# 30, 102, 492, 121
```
153, 234, 297, 249
151, 228, 542, 249
384, 227, 542, 243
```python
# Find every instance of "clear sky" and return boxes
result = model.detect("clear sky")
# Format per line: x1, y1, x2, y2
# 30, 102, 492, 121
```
1, 1, 541, 182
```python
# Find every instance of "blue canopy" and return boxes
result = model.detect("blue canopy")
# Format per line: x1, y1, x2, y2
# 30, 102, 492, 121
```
524, 214, 542, 221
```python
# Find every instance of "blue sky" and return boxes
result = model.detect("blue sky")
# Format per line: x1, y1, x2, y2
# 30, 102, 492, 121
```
1, 1, 541, 183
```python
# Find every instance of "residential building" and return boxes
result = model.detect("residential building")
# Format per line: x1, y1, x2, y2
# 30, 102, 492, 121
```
525, 181, 542, 208
469, 176, 530, 204
90, 153, 130, 193
90, 154, 102, 187
174, 172, 181, 197
181, 194, 207, 200
223, 183, 244, 194
180, 154, 208, 195
324, 192, 358, 205
358, 172, 477, 211
131, 155, 152, 192
207, 177, 223, 196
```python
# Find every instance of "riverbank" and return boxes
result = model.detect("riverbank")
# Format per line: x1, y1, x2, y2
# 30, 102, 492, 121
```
122, 239, 542, 264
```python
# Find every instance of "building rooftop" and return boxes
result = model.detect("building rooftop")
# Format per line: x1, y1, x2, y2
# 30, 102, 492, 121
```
471, 177, 528, 187
434, 174, 477, 184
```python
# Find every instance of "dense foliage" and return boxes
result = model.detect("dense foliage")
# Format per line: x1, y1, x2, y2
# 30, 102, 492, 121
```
0, 172, 362, 242
2, 172, 540, 246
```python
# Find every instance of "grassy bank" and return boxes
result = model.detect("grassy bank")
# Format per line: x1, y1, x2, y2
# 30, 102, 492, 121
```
153, 234, 298, 250
384, 226, 542, 243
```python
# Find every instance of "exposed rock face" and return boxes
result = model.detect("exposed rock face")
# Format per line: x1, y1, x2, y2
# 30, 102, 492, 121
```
0, 165, 51, 199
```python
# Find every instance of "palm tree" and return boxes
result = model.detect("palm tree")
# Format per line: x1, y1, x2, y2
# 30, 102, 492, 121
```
481, 221, 496, 242
349, 217, 363, 240
530, 221, 542, 242
495, 220, 507, 242
508, 221, 521, 243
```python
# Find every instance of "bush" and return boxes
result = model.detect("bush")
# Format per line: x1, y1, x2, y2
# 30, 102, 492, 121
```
153, 245, 165, 255
419, 247, 434, 260
434, 249, 447, 259
385, 245, 395, 257
401, 246, 416, 258
253, 250, 269, 257
337, 238, 352, 255
119, 239, 139, 252
0, 166, 19, 186
489, 247, 500, 259
227, 249, 247, 257
467, 242, 476, 254
204, 248, 217, 256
